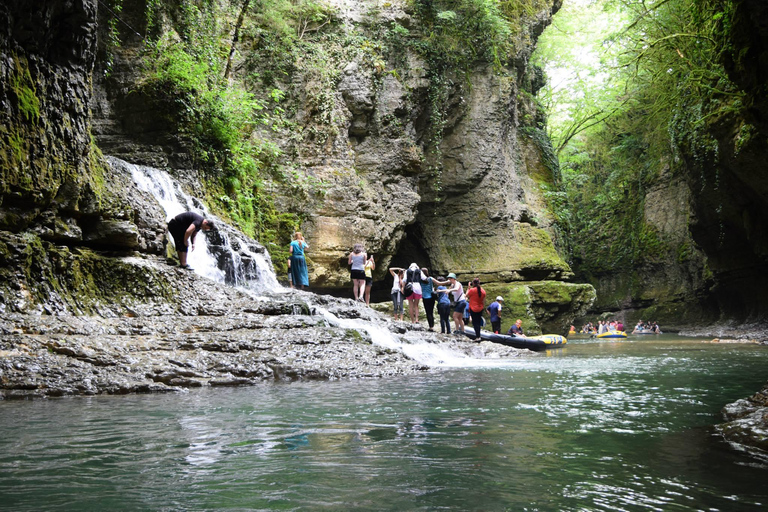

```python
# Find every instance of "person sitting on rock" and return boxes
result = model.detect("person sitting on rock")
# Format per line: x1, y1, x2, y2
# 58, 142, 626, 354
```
167, 211, 214, 268
507, 319, 524, 337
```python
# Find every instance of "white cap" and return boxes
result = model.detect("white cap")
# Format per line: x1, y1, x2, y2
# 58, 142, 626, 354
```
496, 296, 504, 301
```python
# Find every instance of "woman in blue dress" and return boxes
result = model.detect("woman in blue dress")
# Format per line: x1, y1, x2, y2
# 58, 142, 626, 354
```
289, 232, 309, 289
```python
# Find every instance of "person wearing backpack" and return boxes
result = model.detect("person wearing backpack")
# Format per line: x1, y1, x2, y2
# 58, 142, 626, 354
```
404, 263, 427, 324
435, 279, 452, 334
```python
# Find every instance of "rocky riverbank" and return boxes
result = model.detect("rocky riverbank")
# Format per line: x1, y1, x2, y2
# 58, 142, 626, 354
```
0, 254, 533, 399
718, 384, 768, 457
679, 324, 768, 344
677, 324, 768, 458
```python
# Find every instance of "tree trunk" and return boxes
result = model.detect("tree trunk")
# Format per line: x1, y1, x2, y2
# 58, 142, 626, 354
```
224, 0, 251, 81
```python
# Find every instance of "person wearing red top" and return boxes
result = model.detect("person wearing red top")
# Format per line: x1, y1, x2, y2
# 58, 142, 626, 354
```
466, 277, 487, 339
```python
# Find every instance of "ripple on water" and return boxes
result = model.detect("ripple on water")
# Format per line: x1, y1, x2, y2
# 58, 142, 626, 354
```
1, 340, 767, 511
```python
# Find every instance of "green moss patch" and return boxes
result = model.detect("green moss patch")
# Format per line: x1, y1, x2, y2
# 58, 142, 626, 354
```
0, 231, 175, 314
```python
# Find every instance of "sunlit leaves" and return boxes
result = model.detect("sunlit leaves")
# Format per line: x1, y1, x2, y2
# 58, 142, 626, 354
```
534, 0, 742, 275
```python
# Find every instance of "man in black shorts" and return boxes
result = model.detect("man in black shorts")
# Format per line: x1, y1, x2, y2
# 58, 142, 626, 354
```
167, 212, 214, 268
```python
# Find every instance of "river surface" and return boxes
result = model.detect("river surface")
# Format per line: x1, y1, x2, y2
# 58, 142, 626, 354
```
1, 335, 767, 511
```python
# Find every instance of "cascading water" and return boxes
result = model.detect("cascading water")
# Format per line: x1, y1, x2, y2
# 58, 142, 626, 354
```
112, 156, 520, 368
114, 156, 280, 292
321, 311, 524, 368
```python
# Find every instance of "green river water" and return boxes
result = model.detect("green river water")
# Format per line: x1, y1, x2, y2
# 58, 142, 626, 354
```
1, 335, 767, 511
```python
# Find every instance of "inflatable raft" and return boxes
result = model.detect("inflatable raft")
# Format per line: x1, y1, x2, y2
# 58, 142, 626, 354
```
631, 328, 662, 335
596, 330, 628, 339
462, 330, 567, 351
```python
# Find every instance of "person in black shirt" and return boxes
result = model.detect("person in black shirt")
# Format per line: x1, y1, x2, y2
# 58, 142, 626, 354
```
167, 212, 214, 268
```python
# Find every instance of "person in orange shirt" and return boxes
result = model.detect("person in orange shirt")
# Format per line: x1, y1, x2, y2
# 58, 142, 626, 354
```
466, 277, 486, 339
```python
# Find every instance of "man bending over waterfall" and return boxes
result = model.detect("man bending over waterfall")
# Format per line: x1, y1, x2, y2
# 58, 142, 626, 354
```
167, 212, 215, 268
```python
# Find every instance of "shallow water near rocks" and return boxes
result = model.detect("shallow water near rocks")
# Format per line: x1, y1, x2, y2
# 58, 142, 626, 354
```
1, 335, 767, 511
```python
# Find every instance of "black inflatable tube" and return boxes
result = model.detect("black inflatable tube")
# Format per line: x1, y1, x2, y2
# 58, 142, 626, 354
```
461, 330, 563, 351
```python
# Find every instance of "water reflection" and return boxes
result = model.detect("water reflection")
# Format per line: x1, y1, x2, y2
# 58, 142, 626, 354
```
0, 340, 767, 510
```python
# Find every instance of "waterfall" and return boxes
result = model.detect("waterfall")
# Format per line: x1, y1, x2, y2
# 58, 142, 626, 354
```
113, 156, 519, 368
113, 156, 281, 292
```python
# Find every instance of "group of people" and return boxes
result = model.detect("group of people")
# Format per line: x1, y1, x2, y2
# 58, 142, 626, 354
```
348, 244, 376, 304
290, 238, 377, 304
167, 221, 531, 339
294, 237, 526, 339
631, 320, 662, 334
578, 319, 662, 334
580, 320, 625, 334
388, 266, 488, 336
385, 265, 525, 339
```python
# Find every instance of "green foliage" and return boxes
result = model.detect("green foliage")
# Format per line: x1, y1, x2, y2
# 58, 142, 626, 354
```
8, 130, 25, 165
533, 0, 630, 155
242, 0, 338, 88
103, 0, 124, 76
141, 29, 269, 173
734, 122, 756, 156
138, 0, 327, 256
409, 0, 549, 71
535, 0, 744, 157
612, 0, 744, 157
556, 125, 667, 276
392, 0, 550, 194
534, 0, 745, 279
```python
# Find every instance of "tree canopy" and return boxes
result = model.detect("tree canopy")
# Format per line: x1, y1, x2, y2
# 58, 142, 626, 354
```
534, 0, 742, 277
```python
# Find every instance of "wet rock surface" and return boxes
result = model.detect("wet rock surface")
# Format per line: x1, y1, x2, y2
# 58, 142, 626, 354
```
680, 324, 768, 457
678, 324, 768, 344
0, 255, 533, 399
718, 384, 768, 455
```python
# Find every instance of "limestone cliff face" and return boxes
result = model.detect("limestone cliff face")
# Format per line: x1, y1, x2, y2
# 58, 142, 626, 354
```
290, 2, 573, 290
257, 0, 591, 329
677, 0, 768, 322
0, 0, 178, 313
0, 1, 253, 314
1, 0, 594, 332
256, 0, 593, 330
294, 56, 566, 288
1, 0, 100, 237
584, 165, 713, 325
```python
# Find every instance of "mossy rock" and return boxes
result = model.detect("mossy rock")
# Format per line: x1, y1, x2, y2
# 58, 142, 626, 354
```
0, 231, 176, 314
483, 280, 595, 335
441, 223, 571, 281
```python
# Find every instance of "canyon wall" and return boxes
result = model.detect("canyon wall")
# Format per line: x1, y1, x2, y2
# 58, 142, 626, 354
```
91, 0, 593, 333
570, 0, 768, 328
